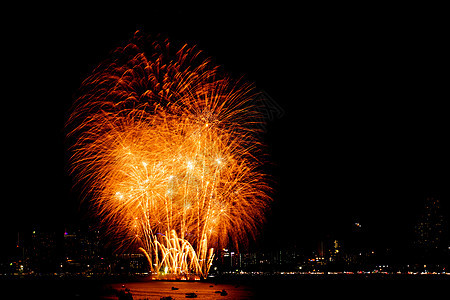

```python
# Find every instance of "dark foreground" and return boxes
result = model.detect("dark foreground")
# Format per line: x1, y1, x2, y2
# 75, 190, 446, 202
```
1, 274, 448, 299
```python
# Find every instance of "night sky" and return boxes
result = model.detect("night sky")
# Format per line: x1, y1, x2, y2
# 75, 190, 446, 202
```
1, 4, 448, 257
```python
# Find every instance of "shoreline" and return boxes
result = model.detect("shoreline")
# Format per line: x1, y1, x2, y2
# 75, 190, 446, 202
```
1, 271, 449, 282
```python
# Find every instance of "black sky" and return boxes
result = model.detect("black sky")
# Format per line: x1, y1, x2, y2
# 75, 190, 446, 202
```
1, 4, 448, 257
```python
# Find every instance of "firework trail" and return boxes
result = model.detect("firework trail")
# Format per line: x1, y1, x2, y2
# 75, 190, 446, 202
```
67, 31, 271, 278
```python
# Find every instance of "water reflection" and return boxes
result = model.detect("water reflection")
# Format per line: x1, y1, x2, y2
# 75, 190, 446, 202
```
103, 281, 254, 299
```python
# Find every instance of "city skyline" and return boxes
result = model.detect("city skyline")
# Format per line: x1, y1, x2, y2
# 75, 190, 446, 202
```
3, 194, 448, 268
3, 197, 449, 277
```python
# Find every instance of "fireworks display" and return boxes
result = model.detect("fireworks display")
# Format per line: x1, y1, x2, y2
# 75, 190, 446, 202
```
67, 31, 271, 278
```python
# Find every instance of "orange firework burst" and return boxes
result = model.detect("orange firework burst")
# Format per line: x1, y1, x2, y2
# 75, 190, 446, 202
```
67, 31, 271, 278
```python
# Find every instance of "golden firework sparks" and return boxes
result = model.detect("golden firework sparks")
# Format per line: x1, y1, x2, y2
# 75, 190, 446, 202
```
67, 31, 272, 278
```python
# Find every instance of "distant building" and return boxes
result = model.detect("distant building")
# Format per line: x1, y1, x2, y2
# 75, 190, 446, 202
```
113, 253, 147, 275
330, 239, 342, 262
64, 225, 100, 262
30, 227, 58, 274
414, 196, 447, 250
222, 247, 302, 273
62, 224, 106, 274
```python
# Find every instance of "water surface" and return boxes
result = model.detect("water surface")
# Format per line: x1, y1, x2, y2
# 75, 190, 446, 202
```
103, 280, 253, 299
